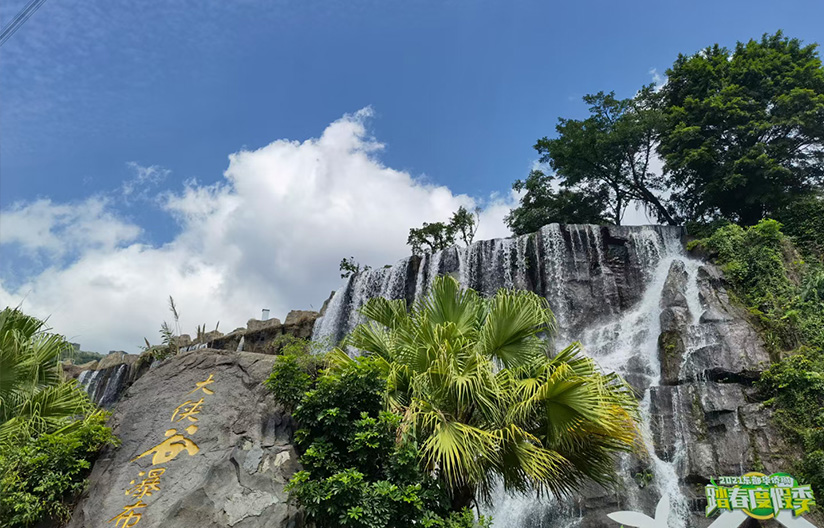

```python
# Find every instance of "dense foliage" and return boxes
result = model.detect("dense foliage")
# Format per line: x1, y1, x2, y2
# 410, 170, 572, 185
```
269, 356, 488, 528
776, 192, 824, 261
264, 335, 324, 410
529, 89, 675, 226
330, 276, 639, 510
660, 32, 824, 224
692, 221, 824, 491
760, 350, 824, 492
691, 219, 823, 353
505, 170, 607, 235
0, 307, 116, 528
0, 413, 117, 528
512, 31, 824, 231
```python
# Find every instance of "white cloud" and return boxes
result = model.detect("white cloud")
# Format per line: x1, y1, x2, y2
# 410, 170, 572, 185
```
0, 109, 517, 353
0, 197, 141, 259
121, 162, 169, 202
649, 68, 667, 91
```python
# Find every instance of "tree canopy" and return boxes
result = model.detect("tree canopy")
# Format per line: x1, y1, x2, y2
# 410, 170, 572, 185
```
505, 170, 608, 235
659, 31, 824, 224
408, 207, 479, 256
510, 31, 824, 232
523, 88, 676, 228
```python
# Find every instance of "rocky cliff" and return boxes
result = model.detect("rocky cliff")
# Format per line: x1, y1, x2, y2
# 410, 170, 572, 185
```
313, 224, 795, 527
67, 349, 301, 528
66, 310, 320, 409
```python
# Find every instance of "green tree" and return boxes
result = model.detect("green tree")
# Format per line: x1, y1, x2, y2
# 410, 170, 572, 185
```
330, 276, 639, 510
408, 207, 481, 256
0, 308, 96, 446
505, 170, 608, 235
776, 192, 824, 261
0, 413, 117, 528
533, 88, 677, 226
340, 257, 371, 279
408, 222, 456, 256
659, 31, 824, 224
449, 206, 479, 246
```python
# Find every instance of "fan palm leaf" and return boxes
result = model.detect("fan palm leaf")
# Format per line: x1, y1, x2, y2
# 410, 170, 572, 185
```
343, 275, 639, 510
0, 307, 95, 447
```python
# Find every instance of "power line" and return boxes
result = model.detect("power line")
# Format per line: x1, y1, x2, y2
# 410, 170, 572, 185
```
0, 0, 49, 48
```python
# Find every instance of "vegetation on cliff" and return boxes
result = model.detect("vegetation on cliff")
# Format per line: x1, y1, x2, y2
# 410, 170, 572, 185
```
407, 206, 479, 256
330, 276, 638, 510
0, 307, 116, 528
0, 414, 116, 527
691, 220, 824, 491
284, 358, 487, 528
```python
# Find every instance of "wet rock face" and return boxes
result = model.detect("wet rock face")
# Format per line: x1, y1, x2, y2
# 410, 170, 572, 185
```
656, 262, 771, 386
649, 382, 796, 524
67, 349, 301, 528
313, 225, 684, 347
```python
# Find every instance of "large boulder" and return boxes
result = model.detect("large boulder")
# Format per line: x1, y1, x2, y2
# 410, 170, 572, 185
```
67, 349, 301, 528
656, 261, 770, 385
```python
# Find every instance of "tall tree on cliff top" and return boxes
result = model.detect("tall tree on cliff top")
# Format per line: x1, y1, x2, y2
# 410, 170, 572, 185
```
659, 31, 824, 225
505, 170, 608, 236
407, 206, 479, 255
530, 87, 677, 227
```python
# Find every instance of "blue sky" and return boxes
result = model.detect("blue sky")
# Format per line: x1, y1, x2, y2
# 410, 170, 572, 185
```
1, 0, 823, 351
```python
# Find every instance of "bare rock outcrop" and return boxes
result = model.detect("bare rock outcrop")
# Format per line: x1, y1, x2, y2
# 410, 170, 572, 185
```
67, 349, 301, 528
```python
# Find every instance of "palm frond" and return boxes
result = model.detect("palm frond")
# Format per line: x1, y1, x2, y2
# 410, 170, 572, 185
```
0, 307, 96, 447
341, 274, 640, 509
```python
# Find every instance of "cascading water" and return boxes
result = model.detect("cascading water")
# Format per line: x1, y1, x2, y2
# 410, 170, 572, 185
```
76, 362, 134, 409
311, 224, 717, 527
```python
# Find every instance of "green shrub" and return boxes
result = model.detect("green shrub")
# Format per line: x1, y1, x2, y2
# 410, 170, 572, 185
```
275, 358, 489, 528
760, 349, 824, 493
0, 413, 118, 528
265, 354, 314, 411
263, 335, 325, 410
695, 220, 824, 492
694, 219, 822, 353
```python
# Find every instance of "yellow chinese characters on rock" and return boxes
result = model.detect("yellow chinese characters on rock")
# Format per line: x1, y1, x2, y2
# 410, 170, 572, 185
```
130, 428, 200, 465
125, 469, 165, 500
187, 373, 215, 396
109, 373, 216, 527
108, 501, 147, 528
171, 398, 205, 422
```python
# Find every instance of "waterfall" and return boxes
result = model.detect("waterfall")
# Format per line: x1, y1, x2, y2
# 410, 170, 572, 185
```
313, 259, 412, 350
98, 364, 128, 408
76, 361, 133, 409
310, 224, 710, 526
